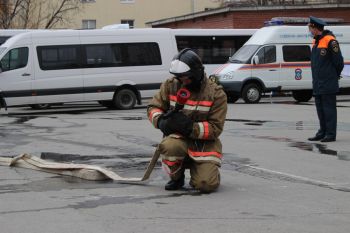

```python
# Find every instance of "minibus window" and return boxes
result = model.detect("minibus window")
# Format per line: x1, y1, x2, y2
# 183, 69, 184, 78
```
86, 44, 116, 67
229, 45, 259, 64
283, 45, 311, 62
37, 45, 80, 70
0, 47, 28, 72
255, 45, 276, 64
83, 42, 161, 67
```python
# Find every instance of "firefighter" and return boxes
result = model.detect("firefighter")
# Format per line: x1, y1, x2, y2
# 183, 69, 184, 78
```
307, 16, 344, 143
147, 48, 227, 193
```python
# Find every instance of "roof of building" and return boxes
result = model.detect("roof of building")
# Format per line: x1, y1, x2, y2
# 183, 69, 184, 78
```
146, 4, 350, 27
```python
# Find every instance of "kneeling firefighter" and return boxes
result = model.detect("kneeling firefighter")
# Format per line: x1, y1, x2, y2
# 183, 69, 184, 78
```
147, 48, 227, 193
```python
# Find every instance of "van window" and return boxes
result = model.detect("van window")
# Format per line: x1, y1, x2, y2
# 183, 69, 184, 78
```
84, 42, 161, 67
283, 45, 311, 62
229, 45, 259, 64
176, 36, 250, 64
37, 45, 80, 70
0, 47, 28, 72
256, 45, 276, 64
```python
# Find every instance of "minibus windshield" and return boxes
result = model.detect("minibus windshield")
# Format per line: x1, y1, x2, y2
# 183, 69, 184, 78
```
0, 47, 6, 56
229, 45, 259, 64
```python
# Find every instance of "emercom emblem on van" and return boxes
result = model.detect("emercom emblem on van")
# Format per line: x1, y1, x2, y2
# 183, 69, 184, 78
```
295, 68, 302, 80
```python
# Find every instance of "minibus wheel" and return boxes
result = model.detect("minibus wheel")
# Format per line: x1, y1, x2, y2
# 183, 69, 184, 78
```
113, 88, 137, 110
292, 90, 312, 102
242, 83, 261, 104
30, 104, 51, 110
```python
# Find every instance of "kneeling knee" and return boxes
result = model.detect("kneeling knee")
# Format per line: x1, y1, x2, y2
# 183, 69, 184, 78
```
191, 179, 220, 193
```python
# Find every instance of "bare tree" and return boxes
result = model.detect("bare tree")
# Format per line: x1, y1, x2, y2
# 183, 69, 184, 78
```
0, 0, 82, 29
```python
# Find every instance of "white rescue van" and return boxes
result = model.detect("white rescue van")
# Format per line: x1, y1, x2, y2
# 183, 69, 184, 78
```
212, 26, 350, 103
0, 28, 255, 109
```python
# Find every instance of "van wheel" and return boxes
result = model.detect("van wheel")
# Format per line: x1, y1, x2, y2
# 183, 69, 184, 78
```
113, 88, 136, 110
292, 90, 312, 102
227, 94, 240, 103
30, 104, 51, 110
242, 83, 261, 104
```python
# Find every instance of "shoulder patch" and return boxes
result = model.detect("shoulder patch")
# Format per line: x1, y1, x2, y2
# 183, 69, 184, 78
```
331, 40, 340, 53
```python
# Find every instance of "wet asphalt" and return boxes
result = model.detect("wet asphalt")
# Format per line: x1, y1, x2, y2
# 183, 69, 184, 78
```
0, 96, 350, 233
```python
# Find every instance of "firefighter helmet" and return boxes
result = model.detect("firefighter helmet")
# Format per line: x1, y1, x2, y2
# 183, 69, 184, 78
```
169, 48, 204, 82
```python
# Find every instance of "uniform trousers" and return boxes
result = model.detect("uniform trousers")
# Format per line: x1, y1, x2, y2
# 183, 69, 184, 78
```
314, 94, 337, 138
159, 136, 220, 193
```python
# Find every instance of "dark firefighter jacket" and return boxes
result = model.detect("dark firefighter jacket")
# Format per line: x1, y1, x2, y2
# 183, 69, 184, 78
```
311, 30, 344, 95
147, 76, 227, 165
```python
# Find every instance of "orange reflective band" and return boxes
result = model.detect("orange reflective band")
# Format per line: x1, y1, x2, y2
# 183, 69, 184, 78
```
185, 99, 213, 107
149, 108, 163, 118
188, 149, 222, 159
149, 108, 163, 122
317, 35, 335, 48
203, 121, 209, 139
169, 95, 213, 108
169, 95, 177, 101
162, 159, 182, 166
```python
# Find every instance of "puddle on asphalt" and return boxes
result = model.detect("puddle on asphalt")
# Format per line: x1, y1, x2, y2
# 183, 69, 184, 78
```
226, 118, 269, 126
254, 135, 350, 161
12, 116, 38, 124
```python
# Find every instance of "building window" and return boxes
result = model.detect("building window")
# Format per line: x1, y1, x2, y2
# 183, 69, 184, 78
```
81, 0, 96, 3
121, 19, 134, 29
120, 0, 135, 3
82, 20, 96, 29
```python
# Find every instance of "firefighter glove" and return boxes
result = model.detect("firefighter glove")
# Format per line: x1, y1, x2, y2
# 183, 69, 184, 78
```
158, 115, 177, 136
167, 112, 193, 137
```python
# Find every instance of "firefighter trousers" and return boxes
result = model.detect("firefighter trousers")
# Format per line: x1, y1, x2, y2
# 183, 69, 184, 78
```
159, 135, 220, 192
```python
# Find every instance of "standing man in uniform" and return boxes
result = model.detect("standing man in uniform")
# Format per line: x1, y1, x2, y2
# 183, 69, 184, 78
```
147, 48, 227, 193
307, 16, 344, 142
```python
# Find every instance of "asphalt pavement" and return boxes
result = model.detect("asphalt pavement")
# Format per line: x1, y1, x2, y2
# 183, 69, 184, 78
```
0, 96, 349, 233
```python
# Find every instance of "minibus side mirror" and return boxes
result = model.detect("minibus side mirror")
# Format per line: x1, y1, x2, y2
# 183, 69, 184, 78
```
252, 56, 259, 65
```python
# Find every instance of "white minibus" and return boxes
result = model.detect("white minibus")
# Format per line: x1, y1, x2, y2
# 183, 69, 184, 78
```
212, 26, 350, 103
0, 28, 255, 110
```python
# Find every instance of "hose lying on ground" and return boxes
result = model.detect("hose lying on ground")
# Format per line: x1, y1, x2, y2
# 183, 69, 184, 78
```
0, 149, 160, 183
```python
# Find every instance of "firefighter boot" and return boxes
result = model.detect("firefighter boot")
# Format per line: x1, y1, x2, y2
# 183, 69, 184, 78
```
165, 174, 185, 191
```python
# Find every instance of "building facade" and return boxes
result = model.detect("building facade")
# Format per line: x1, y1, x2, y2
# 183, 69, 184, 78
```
67, 0, 224, 29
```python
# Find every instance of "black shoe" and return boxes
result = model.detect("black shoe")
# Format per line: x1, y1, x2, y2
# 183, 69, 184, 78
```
165, 175, 185, 191
308, 135, 324, 141
320, 137, 336, 142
